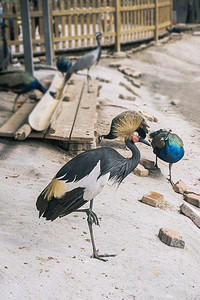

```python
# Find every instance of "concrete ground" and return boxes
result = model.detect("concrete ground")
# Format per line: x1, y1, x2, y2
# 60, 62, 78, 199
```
0, 33, 200, 300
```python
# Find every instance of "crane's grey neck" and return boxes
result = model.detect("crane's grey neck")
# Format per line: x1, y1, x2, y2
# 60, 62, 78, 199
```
125, 139, 141, 165
96, 36, 101, 64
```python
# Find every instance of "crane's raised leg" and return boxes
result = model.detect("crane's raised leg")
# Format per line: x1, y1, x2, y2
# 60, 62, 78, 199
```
74, 70, 92, 93
76, 199, 116, 262
86, 68, 91, 93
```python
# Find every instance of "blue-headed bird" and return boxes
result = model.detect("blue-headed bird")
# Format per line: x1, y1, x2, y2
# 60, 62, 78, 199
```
150, 129, 184, 185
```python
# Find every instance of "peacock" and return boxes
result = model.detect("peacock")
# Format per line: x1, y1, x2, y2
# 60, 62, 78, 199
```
98, 110, 149, 143
166, 24, 190, 34
56, 56, 72, 75
0, 70, 47, 111
150, 129, 184, 185
0, 24, 12, 72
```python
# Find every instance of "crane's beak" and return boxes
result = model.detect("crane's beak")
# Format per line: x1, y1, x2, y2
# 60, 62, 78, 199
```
139, 137, 151, 146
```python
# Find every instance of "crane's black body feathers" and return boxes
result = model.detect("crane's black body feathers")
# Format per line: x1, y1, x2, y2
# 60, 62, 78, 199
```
55, 145, 139, 185
42, 187, 86, 221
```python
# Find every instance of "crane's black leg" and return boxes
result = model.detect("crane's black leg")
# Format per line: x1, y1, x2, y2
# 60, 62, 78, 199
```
75, 200, 116, 262
87, 200, 116, 261
87, 68, 91, 93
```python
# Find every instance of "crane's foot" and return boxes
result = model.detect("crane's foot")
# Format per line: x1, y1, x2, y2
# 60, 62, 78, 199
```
87, 209, 100, 226
91, 249, 117, 262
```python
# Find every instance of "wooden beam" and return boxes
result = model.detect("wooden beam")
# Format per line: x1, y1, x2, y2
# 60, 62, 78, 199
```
154, 0, 159, 43
19, 0, 34, 74
115, 0, 121, 52
42, 0, 53, 65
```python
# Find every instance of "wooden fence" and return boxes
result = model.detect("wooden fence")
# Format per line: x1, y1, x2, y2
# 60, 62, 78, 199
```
0, 0, 172, 56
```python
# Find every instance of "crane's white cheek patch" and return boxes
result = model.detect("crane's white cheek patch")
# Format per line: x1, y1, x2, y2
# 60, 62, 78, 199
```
63, 161, 110, 201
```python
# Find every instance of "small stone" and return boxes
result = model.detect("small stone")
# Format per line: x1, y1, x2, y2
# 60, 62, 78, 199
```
170, 99, 181, 106
96, 76, 112, 83
118, 65, 130, 72
119, 94, 136, 101
133, 164, 149, 177
180, 203, 200, 228
119, 82, 142, 98
141, 191, 163, 207
139, 111, 158, 122
183, 192, 200, 208
140, 158, 155, 170
124, 75, 141, 88
109, 61, 122, 68
158, 228, 185, 248
173, 180, 189, 194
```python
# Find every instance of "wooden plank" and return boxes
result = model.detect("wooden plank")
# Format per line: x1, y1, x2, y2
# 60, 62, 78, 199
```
45, 80, 85, 141
71, 80, 98, 142
0, 103, 35, 137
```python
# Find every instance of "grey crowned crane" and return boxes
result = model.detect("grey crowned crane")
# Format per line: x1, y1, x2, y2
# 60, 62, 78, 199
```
64, 32, 102, 93
150, 129, 184, 185
98, 110, 149, 142
0, 24, 12, 72
36, 118, 151, 262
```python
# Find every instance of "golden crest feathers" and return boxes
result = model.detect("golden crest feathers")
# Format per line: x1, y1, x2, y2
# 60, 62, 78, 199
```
112, 111, 148, 139
42, 179, 67, 201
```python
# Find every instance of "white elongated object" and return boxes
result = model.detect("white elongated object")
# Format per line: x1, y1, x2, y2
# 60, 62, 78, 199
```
28, 72, 65, 131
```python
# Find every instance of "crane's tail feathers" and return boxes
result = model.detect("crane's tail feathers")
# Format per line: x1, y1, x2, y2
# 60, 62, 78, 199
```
36, 184, 85, 221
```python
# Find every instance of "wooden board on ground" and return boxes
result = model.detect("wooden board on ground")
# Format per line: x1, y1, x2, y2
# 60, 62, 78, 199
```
71, 80, 98, 142
0, 78, 99, 152
45, 80, 85, 141
0, 103, 35, 137
45, 79, 98, 151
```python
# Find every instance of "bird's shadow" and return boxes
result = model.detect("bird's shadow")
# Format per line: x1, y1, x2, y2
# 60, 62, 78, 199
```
147, 166, 166, 180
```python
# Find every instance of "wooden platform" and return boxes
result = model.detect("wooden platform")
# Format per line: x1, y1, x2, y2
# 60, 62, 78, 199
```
0, 79, 99, 152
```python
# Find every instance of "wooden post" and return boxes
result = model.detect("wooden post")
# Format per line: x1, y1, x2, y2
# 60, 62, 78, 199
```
154, 0, 158, 43
42, 0, 53, 65
19, 0, 34, 75
115, 0, 121, 52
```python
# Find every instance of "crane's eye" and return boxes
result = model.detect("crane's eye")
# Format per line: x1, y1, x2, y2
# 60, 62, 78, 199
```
133, 131, 139, 136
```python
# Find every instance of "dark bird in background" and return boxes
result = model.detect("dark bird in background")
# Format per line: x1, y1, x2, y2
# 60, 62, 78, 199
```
64, 32, 102, 93
150, 129, 184, 185
166, 24, 190, 34
98, 110, 149, 142
0, 70, 47, 111
0, 24, 12, 72
56, 56, 72, 75
36, 118, 151, 261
